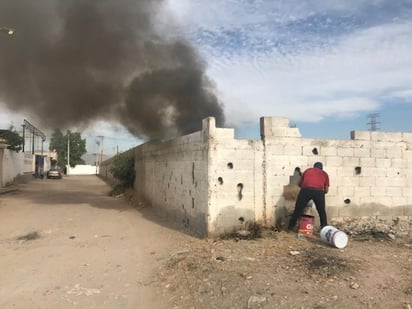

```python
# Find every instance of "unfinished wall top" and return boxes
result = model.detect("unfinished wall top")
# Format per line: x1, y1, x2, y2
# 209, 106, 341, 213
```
351, 130, 412, 142
202, 117, 235, 141
260, 117, 301, 140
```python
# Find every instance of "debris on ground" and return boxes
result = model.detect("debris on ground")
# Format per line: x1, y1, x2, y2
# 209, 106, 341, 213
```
16, 231, 40, 241
156, 219, 412, 309
331, 217, 412, 242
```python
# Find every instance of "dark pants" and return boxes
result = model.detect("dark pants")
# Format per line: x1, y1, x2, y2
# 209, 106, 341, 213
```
288, 187, 327, 230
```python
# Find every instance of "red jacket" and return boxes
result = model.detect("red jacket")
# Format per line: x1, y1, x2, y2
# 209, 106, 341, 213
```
300, 167, 329, 192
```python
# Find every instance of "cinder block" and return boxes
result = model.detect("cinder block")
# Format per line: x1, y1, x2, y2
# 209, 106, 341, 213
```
359, 176, 375, 187
354, 186, 371, 197
339, 176, 360, 187
392, 196, 408, 206
326, 206, 339, 218
338, 186, 354, 197
320, 147, 337, 156
386, 146, 403, 158
402, 187, 412, 197
371, 148, 385, 158
351, 131, 371, 140
371, 131, 402, 142
391, 159, 406, 168
266, 144, 287, 155
386, 168, 403, 178
360, 157, 375, 167
371, 186, 389, 196
342, 157, 360, 166
404, 150, 412, 160
403, 205, 412, 216
363, 167, 386, 177
390, 206, 405, 216
338, 205, 364, 217
375, 177, 393, 187
337, 148, 354, 157
260, 116, 289, 128
375, 158, 391, 168
302, 145, 320, 156
337, 166, 355, 177
286, 128, 301, 137
284, 143, 302, 155
354, 147, 371, 157
216, 128, 235, 140
385, 187, 402, 197
401, 132, 412, 143
325, 156, 343, 167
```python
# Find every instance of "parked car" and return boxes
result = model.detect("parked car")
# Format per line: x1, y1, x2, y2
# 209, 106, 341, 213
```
47, 168, 62, 179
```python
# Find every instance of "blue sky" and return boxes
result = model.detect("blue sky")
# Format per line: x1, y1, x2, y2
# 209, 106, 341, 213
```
167, 0, 412, 139
1, 0, 411, 153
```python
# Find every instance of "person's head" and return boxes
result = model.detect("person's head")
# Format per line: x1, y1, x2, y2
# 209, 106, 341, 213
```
314, 162, 323, 170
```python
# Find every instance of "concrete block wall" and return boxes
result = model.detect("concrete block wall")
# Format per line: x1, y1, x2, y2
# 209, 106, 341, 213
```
206, 118, 263, 235
100, 116, 412, 237
134, 125, 210, 236
261, 118, 412, 227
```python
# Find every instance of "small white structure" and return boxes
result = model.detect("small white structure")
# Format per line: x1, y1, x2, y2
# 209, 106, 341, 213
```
68, 165, 99, 176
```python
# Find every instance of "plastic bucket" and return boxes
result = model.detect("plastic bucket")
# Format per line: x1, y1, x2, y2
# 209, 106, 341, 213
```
298, 215, 315, 236
320, 226, 348, 249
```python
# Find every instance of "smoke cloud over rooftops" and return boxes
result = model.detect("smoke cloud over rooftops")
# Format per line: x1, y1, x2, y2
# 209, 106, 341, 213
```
0, 0, 225, 140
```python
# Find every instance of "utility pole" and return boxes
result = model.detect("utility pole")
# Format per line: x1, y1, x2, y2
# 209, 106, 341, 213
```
67, 131, 70, 175
99, 136, 104, 166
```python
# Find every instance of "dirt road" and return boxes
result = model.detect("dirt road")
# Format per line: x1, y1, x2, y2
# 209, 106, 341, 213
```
1, 176, 412, 309
0, 176, 192, 309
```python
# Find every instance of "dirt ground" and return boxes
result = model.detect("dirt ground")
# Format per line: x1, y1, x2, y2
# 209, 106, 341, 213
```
156, 229, 412, 309
0, 176, 191, 309
1, 176, 411, 309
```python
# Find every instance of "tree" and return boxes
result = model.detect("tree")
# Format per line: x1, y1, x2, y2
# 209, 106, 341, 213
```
0, 125, 23, 152
110, 153, 135, 188
49, 129, 86, 168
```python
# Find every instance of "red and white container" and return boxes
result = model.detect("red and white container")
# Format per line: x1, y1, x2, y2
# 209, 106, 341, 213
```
298, 215, 315, 236
320, 226, 348, 249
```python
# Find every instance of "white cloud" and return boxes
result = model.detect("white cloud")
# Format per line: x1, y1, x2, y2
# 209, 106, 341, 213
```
166, 1, 412, 127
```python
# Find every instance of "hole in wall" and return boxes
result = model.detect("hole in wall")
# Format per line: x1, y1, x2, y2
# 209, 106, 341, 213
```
355, 166, 362, 175
192, 198, 195, 209
294, 167, 302, 176
238, 216, 245, 223
344, 198, 351, 204
312, 147, 319, 155
218, 177, 224, 185
237, 183, 244, 201
227, 162, 234, 169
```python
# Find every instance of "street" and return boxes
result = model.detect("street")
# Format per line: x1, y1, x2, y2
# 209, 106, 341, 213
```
0, 176, 191, 309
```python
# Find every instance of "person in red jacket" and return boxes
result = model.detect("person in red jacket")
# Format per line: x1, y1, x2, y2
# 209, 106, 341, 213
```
288, 162, 329, 231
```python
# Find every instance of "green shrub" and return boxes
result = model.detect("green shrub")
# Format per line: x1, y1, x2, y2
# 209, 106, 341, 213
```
110, 154, 135, 189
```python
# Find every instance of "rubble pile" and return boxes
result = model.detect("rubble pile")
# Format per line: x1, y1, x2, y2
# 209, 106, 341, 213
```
331, 217, 412, 242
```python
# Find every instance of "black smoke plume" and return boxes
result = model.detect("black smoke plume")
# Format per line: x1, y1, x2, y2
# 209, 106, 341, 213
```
0, 0, 225, 140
